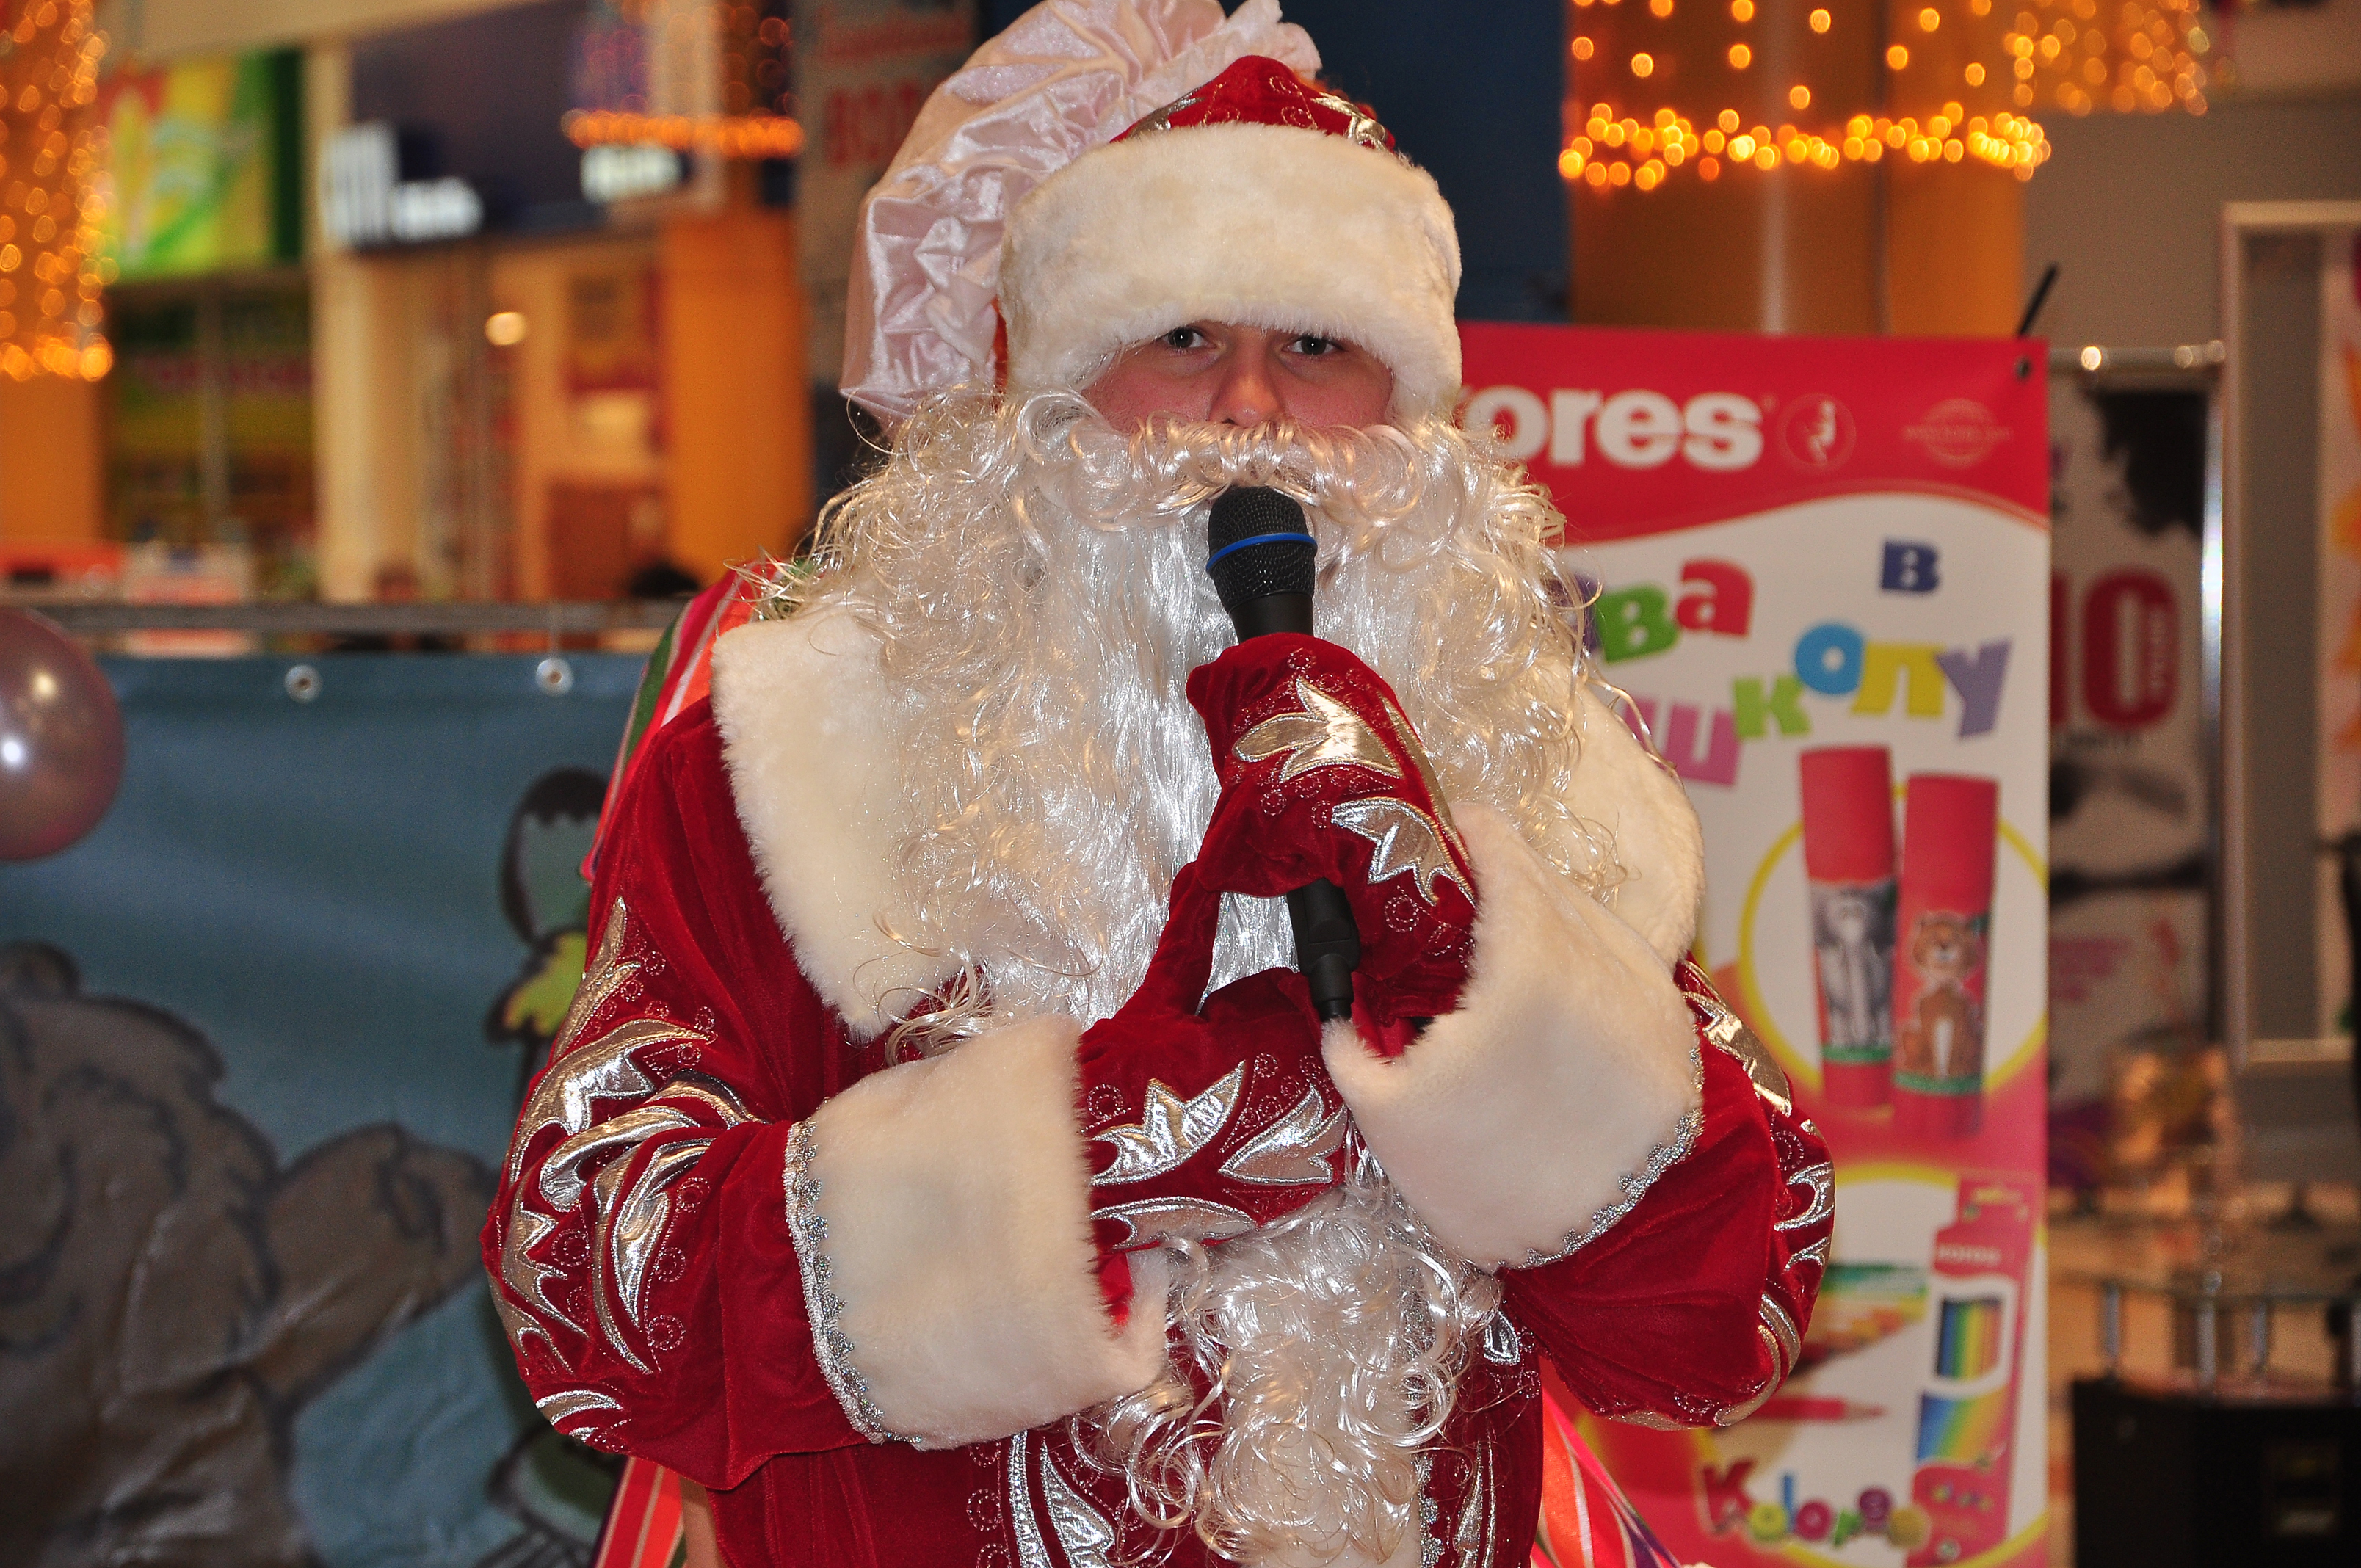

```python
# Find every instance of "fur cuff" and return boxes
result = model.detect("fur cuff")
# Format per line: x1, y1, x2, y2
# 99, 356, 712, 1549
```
794, 1015, 1169, 1447
1324, 807, 1702, 1269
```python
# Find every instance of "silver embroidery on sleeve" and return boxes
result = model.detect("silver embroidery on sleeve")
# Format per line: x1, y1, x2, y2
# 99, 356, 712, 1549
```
502, 1042, 730, 1358
505, 1017, 706, 1186
1040, 1446, 1118, 1568
1481, 1310, 1522, 1368
1378, 697, 1466, 843
1451, 1433, 1498, 1568
1519, 1029, 1706, 1268
1008, 1431, 1053, 1568
1234, 680, 1404, 784
587, 1159, 654, 1374
1415, 1450, 1442, 1568
539, 1100, 702, 1209
500, 1202, 575, 1342
535, 1388, 623, 1426
1217, 1085, 1346, 1186
783, 1119, 909, 1445
1614, 1410, 1687, 1431
1092, 1068, 1243, 1185
550, 900, 644, 1061
1759, 1293, 1802, 1368
1697, 988, 1792, 1114
603, 1136, 716, 1332
491, 1277, 552, 1360
1713, 1295, 1805, 1426
1780, 1160, 1836, 1235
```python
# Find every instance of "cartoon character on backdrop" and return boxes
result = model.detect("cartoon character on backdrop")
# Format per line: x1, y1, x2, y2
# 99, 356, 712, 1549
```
0, 943, 492, 1568
487, 769, 610, 1101
1896, 913, 1987, 1086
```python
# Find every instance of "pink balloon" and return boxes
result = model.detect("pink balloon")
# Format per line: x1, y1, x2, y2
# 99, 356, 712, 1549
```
0, 609, 125, 860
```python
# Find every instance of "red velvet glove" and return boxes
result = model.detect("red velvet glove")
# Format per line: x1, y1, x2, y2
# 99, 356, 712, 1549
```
1078, 856, 1351, 1254
1186, 634, 1479, 1036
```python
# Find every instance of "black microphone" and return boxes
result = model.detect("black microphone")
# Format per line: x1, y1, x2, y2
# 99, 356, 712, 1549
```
1205, 487, 1360, 1023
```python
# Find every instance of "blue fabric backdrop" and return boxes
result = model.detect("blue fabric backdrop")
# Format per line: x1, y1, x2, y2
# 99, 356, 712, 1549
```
0, 654, 639, 1568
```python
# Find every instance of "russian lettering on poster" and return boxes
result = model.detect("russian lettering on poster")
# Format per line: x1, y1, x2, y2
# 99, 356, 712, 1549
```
1461, 323, 2050, 1568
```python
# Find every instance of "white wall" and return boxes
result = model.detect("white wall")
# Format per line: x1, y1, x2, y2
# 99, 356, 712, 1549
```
2023, 91, 2361, 349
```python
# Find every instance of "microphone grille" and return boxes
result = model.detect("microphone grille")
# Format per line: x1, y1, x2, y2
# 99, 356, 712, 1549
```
1205, 487, 1315, 612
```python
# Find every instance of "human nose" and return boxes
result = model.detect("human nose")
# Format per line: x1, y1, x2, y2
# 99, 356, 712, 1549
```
1206, 337, 1280, 426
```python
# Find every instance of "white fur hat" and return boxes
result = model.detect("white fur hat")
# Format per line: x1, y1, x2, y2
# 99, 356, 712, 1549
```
841, 0, 1462, 423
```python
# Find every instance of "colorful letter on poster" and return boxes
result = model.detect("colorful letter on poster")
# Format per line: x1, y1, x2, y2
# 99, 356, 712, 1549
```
1462, 325, 2050, 1568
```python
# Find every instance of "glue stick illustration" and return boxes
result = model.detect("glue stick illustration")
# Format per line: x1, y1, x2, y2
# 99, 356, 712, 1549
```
1891, 774, 1999, 1140
1798, 747, 1897, 1108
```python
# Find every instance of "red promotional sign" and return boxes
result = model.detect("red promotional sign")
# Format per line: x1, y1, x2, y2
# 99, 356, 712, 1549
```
1465, 325, 2050, 1568
1460, 324, 2047, 542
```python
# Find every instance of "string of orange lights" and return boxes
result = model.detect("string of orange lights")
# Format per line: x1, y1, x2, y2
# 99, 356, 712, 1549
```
1563, 0, 2208, 192
562, 109, 807, 159
0, 0, 109, 381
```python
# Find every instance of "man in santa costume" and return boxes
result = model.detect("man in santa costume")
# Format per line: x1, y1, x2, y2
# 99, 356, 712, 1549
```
486, 4, 1832, 1564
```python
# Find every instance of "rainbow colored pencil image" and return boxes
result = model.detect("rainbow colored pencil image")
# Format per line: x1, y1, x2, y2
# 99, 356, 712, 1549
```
1907, 1180, 2034, 1567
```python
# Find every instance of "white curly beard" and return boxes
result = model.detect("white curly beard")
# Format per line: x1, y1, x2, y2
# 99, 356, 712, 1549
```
785, 391, 1607, 1563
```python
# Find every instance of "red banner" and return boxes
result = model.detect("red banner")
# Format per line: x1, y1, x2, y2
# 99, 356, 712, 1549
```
1462, 324, 2046, 542
1463, 324, 2050, 1568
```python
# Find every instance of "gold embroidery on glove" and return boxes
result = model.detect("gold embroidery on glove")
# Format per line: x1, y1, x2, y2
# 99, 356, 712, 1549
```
1218, 1084, 1347, 1186
1330, 796, 1475, 906
1235, 679, 1403, 784
1090, 1194, 1255, 1249
1377, 697, 1466, 845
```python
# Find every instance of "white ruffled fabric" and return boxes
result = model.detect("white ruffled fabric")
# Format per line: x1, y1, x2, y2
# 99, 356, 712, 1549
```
840, 0, 1320, 421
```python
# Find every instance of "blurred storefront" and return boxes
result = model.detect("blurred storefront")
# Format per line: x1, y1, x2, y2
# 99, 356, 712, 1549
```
308, 0, 813, 603
1, 0, 940, 606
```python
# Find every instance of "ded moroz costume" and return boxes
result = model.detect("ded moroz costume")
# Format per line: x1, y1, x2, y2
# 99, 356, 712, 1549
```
485, 4, 1833, 1566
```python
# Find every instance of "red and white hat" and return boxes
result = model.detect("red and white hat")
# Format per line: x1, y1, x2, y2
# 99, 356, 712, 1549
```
842, 0, 1462, 424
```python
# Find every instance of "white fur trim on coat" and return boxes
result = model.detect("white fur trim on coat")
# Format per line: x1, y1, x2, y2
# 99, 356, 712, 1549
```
711, 608, 961, 1039
798, 1013, 1169, 1447
1570, 683, 1705, 967
1000, 121, 1462, 420
1324, 806, 1702, 1271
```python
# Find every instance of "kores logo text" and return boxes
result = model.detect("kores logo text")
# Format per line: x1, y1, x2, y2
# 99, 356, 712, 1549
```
1464, 386, 1766, 473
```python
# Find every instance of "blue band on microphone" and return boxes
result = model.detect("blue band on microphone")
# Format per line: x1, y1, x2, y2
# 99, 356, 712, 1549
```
1204, 532, 1318, 573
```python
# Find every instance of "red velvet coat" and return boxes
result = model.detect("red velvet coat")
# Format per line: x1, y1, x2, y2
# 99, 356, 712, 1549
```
484, 612, 1831, 1568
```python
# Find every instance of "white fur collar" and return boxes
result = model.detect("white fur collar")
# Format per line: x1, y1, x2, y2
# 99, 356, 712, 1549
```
709, 606, 1703, 1039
